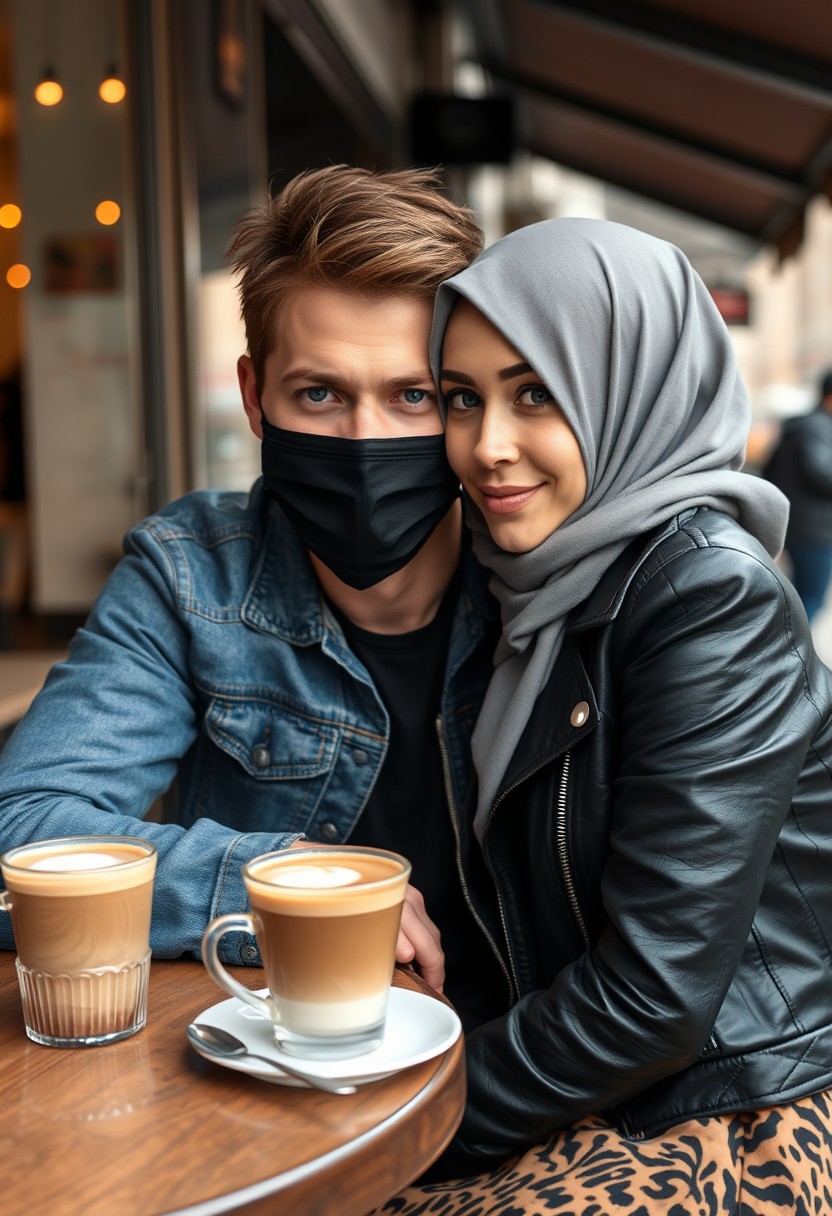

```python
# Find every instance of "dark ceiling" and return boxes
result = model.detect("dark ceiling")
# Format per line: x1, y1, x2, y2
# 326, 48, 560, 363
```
463, 0, 832, 255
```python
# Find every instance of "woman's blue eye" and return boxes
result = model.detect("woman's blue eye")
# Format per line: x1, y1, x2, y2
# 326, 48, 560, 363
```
521, 386, 552, 406
403, 389, 428, 404
306, 387, 330, 403
448, 390, 480, 410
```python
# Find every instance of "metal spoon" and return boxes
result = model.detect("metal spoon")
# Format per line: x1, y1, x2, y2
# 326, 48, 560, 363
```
186, 1022, 357, 1095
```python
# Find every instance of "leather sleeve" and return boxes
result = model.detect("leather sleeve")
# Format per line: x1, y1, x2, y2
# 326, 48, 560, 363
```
451, 538, 822, 1167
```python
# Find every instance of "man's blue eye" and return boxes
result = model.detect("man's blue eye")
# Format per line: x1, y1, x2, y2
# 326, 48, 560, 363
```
307, 387, 329, 403
403, 389, 427, 404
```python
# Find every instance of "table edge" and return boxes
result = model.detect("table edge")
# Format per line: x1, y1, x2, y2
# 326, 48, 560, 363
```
163, 1034, 463, 1216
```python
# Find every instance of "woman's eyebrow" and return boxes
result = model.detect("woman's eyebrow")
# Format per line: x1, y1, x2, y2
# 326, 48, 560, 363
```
440, 362, 533, 385
499, 362, 532, 381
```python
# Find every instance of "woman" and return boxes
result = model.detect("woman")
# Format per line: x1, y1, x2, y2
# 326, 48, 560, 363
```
378, 219, 832, 1213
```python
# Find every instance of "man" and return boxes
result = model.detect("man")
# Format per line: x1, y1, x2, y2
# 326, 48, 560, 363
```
763, 367, 832, 621
0, 167, 506, 1027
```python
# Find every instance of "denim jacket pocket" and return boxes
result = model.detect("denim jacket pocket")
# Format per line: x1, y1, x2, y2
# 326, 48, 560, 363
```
206, 696, 339, 780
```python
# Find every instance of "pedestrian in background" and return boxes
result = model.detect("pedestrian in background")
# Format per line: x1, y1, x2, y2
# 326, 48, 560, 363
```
763, 367, 832, 621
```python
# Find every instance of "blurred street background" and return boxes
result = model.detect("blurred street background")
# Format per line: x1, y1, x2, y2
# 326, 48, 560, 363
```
811, 587, 832, 667
0, 0, 831, 660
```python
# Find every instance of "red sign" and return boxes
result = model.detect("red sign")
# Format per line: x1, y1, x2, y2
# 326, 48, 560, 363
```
709, 287, 750, 325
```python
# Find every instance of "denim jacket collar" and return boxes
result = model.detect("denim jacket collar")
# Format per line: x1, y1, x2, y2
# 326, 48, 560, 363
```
241, 495, 326, 646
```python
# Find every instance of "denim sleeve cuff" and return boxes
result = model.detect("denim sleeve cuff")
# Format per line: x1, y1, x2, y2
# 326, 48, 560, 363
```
211, 831, 304, 966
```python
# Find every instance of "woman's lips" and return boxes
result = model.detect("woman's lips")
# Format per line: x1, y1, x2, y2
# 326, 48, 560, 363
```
478, 485, 543, 514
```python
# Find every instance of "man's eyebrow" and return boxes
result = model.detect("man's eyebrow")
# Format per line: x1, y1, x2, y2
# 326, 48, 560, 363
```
281, 367, 347, 384
441, 362, 533, 384
387, 371, 435, 389
281, 368, 434, 388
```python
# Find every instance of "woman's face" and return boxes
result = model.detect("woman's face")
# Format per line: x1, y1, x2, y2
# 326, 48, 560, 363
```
441, 298, 586, 553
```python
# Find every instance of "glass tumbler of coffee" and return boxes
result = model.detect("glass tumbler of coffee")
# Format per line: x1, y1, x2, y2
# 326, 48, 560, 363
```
202, 845, 411, 1060
0, 836, 158, 1047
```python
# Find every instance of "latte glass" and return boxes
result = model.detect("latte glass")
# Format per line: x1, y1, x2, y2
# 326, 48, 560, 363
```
0, 836, 157, 1047
202, 845, 410, 1060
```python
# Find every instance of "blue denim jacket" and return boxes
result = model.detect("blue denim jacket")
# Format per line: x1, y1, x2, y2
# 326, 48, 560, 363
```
0, 481, 497, 964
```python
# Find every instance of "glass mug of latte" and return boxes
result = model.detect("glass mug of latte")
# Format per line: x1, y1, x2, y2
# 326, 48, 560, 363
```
0, 836, 157, 1047
202, 846, 411, 1060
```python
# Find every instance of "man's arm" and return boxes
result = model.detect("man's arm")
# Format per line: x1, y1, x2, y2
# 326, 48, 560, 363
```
0, 522, 446, 982
0, 525, 301, 962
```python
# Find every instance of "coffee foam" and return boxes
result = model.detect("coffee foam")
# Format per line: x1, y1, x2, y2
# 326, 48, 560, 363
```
247, 850, 408, 918
2, 842, 156, 896
271, 865, 362, 890
28, 852, 123, 872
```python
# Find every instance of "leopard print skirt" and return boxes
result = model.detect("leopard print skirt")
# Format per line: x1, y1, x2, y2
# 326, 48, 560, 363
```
374, 1090, 832, 1215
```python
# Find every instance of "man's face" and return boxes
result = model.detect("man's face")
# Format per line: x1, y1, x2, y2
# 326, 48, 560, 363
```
238, 286, 441, 440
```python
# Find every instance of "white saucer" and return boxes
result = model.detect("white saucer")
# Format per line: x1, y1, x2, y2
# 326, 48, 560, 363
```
187, 987, 462, 1088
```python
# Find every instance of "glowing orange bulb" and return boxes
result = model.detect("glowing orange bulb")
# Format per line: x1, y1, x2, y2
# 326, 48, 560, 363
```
95, 200, 121, 226
34, 79, 63, 106
6, 264, 32, 289
99, 77, 126, 104
0, 204, 22, 229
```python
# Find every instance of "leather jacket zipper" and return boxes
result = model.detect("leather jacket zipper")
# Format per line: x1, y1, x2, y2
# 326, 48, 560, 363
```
435, 716, 514, 1001
556, 751, 590, 948
475, 744, 591, 998
481, 762, 561, 999
620, 1117, 646, 1140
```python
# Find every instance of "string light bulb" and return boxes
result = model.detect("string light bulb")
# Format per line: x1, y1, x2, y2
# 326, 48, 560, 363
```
0, 204, 22, 229
99, 64, 126, 104
34, 69, 63, 106
95, 200, 121, 226
7, 264, 32, 289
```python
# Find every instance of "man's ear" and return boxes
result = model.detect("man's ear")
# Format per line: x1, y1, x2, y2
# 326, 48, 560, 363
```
238, 355, 263, 439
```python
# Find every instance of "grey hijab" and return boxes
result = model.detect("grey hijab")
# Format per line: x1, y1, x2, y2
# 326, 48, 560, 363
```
430, 218, 789, 837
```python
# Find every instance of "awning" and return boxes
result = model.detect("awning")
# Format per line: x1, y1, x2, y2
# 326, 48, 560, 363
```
464, 0, 832, 255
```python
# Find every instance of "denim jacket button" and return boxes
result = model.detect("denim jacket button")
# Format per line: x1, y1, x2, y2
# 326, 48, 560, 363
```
241, 944, 258, 961
351, 748, 369, 766
319, 821, 339, 841
570, 701, 590, 728
252, 744, 271, 769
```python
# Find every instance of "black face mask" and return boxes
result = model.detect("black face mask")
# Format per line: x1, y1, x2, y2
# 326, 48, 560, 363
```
260, 420, 460, 590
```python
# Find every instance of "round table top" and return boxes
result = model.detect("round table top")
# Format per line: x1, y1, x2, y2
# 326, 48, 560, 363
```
0, 952, 465, 1216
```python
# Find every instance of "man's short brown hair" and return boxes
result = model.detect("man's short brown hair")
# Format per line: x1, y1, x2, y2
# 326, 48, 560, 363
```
226, 165, 483, 387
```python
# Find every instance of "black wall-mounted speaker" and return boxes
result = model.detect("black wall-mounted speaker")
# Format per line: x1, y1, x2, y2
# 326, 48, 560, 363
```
410, 93, 515, 165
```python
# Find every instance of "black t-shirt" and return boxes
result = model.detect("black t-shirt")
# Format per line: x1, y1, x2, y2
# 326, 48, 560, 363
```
331, 584, 505, 1031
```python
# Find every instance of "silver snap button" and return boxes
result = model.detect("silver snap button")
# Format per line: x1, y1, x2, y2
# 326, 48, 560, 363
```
241, 944, 258, 962
570, 701, 590, 728
351, 748, 369, 766
319, 821, 339, 841
252, 744, 270, 769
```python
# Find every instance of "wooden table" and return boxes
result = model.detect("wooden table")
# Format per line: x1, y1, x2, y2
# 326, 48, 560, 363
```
0, 651, 65, 730
0, 953, 465, 1216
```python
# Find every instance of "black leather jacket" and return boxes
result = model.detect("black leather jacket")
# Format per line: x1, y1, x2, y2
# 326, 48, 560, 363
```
449, 507, 832, 1172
